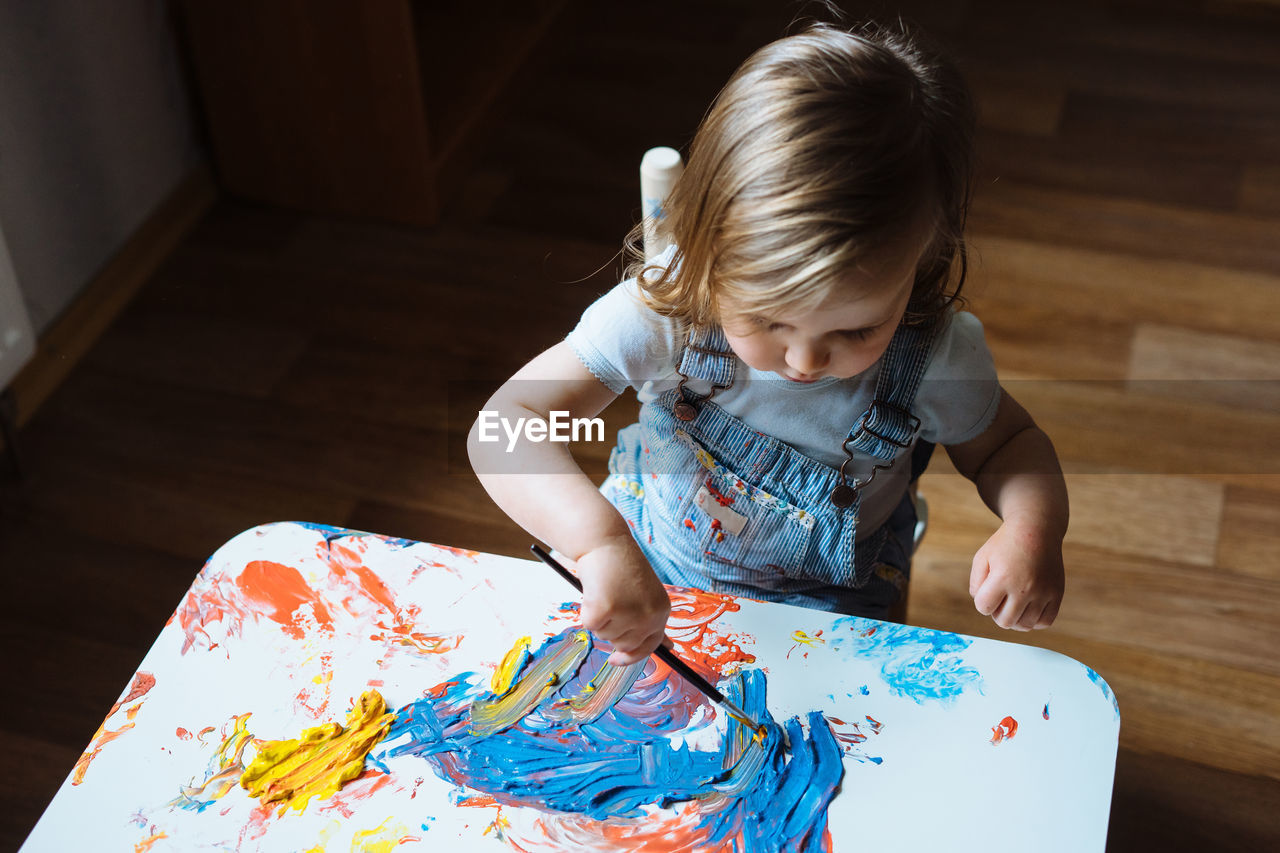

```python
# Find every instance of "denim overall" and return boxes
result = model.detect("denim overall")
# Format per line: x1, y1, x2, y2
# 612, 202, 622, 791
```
606, 321, 938, 618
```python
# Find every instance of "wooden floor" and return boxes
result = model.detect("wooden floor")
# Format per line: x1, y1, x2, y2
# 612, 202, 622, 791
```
4, 0, 1279, 849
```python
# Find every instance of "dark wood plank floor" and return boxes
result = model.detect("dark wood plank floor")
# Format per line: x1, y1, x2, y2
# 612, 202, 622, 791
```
3, 1, 1279, 849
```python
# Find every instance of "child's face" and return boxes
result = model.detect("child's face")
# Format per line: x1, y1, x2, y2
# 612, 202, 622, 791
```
720, 244, 922, 383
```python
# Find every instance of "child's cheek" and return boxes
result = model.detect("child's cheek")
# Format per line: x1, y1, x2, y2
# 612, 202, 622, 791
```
723, 334, 774, 373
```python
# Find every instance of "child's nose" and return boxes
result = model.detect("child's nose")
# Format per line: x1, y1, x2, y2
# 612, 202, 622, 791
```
786, 342, 829, 375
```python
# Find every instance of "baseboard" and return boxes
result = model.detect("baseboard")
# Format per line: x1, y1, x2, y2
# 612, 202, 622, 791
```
7, 164, 218, 430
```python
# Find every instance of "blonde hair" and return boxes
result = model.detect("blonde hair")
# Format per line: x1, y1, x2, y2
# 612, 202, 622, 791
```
626, 22, 974, 331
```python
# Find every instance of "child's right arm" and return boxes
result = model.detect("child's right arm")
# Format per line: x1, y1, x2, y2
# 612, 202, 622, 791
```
467, 341, 671, 666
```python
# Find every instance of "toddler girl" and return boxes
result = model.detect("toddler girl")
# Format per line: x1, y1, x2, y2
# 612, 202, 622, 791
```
469, 23, 1068, 666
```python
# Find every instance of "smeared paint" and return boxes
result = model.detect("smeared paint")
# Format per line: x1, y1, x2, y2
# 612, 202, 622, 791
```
989, 715, 1018, 745
175, 542, 458, 663
468, 630, 591, 736
543, 658, 647, 726
664, 589, 755, 678
239, 690, 395, 814
1043, 700, 1051, 721
491, 636, 533, 697
170, 712, 254, 812
787, 629, 825, 659
1084, 666, 1121, 720
133, 826, 167, 852
348, 816, 419, 851
829, 618, 981, 704
379, 630, 843, 851
73, 671, 156, 785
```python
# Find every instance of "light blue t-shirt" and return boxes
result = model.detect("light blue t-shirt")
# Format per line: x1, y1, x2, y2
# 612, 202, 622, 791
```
567, 276, 1001, 535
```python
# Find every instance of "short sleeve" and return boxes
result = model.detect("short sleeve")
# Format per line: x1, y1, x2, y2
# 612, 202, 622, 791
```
914, 311, 1002, 445
565, 275, 684, 396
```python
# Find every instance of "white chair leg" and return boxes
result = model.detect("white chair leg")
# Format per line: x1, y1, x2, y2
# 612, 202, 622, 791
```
912, 491, 928, 553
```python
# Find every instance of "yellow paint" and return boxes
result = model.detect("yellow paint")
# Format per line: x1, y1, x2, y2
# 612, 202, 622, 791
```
469, 631, 592, 736
791, 629, 825, 647
482, 809, 511, 840
302, 819, 343, 853
350, 816, 413, 852
172, 713, 255, 808
239, 690, 395, 814
491, 636, 532, 697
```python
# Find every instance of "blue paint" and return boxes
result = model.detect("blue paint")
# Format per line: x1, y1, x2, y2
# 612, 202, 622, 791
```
1083, 666, 1120, 719
292, 521, 417, 550
377, 629, 844, 849
829, 618, 982, 704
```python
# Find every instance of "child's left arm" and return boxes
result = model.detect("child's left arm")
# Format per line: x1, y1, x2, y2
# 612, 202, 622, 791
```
943, 388, 1068, 631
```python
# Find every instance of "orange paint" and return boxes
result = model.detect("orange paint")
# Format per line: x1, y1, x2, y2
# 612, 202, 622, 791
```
329, 542, 398, 614
235, 560, 334, 639
528, 803, 711, 852
989, 715, 1019, 745
133, 829, 167, 852
315, 770, 397, 818
72, 672, 156, 785
664, 589, 755, 679
176, 727, 192, 741
433, 544, 480, 561
458, 794, 499, 808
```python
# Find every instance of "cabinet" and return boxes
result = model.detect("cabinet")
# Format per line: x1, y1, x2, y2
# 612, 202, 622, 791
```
178, 1, 567, 226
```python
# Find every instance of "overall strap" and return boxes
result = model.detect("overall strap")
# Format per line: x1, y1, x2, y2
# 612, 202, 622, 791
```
672, 325, 736, 420
829, 320, 940, 509
676, 325, 737, 390
845, 322, 938, 460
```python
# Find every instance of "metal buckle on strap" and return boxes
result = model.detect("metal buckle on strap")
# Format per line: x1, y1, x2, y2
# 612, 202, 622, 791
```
850, 400, 922, 450
672, 334, 735, 421
830, 401, 921, 508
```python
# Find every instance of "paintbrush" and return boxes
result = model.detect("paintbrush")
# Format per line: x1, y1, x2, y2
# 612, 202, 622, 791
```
529, 543, 764, 735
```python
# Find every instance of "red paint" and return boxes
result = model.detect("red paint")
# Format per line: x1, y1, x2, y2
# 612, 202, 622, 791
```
683, 518, 696, 531
704, 479, 735, 506
175, 727, 192, 741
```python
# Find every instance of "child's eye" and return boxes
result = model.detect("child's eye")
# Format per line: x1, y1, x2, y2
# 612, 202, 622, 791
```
839, 327, 877, 341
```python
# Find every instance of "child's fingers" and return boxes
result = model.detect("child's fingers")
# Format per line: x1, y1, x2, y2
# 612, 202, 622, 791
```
971, 574, 1004, 617
968, 555, 990, 598
1033, 598, 1060, 629
606, 627, 666, 666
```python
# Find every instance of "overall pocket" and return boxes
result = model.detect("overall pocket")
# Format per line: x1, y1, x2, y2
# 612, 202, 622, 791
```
655, 429, 816, 590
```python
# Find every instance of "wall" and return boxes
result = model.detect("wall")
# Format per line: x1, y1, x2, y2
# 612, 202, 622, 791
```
0, 1, 203, 336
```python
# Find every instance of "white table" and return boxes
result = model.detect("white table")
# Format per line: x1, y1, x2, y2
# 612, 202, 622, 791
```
22, 522, 1119, 851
